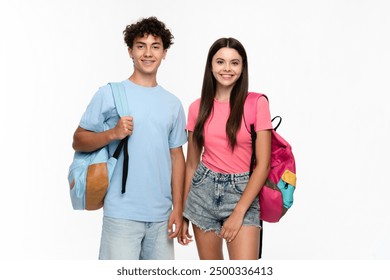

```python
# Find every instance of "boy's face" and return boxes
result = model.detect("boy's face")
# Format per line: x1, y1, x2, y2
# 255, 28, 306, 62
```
128, 34, 167, 76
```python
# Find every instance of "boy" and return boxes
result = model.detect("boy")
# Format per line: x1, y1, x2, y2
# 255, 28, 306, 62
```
72, 17, 187, 260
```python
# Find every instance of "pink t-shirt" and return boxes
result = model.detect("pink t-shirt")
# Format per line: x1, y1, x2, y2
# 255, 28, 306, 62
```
187, 95, 272, 173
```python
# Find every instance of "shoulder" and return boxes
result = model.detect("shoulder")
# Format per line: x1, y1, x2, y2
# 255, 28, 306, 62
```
189, 98, 201, 109
246, 92, 268, 102
188, 98, 201, 113
244, 92, 271, 123
96, 83, 114, 98
87, 84, 114, 105
246, 92, 269, 108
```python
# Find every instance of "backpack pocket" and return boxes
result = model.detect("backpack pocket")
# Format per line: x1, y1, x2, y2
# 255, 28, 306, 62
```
277, 170, 296, 209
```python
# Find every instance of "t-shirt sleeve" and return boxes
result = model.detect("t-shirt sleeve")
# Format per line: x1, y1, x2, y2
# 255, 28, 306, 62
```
186, 99, 200, 132
79, 85, 116, 132
255, 96, 273, 131
169, 102, 188, 148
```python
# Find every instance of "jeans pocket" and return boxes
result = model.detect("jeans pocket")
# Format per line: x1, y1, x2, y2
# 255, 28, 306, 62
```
191, 167, 208, 187
232, 181, 248, 194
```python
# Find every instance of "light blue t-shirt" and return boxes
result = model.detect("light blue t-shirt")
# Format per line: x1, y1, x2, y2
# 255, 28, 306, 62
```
79, 80, 187, 222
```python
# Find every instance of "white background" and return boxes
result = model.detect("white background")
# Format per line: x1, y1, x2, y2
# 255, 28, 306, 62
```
1, 0, 389, 261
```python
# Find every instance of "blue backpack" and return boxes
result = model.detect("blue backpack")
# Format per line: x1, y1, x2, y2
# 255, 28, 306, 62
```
68, 82, 130, 210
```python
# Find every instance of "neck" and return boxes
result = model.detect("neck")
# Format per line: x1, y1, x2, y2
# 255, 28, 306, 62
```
215, 87, 232, 102
129, 73, 158, 87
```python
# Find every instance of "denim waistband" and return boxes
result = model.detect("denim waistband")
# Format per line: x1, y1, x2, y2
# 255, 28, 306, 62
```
198, 162, 250, 183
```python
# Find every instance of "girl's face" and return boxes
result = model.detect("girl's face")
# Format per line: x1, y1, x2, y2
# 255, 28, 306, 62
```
211, 47, 243, 89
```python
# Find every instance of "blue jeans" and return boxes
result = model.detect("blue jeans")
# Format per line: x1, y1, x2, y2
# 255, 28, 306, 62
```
98, 216, 174, 260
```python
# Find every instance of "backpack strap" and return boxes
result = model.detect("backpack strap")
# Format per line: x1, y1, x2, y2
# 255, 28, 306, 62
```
244, 92, 265, 133
109, 82, 130, 117
244, 92, 267, 260
244, 92, 267, 176
109, 82, 130, 194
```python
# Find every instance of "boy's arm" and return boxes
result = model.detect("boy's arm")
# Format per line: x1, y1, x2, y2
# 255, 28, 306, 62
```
168, 146, 185, 239
72, 116, 134, 152
178, 131, 200, 245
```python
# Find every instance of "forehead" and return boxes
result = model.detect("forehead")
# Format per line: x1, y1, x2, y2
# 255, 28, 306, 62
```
134, 34, 163, 45
213, 47, 241, 60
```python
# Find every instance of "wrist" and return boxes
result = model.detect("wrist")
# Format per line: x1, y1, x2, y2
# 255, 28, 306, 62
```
172, 203, 183, 213
233, 205, 247, 217
107, 128, 119, 142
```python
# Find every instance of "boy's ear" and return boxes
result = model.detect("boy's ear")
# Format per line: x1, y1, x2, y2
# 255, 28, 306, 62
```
128, 47, 134, 59
162, 49, 167, 60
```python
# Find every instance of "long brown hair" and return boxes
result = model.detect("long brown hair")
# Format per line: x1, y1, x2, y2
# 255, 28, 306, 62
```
193, 37, 249, 150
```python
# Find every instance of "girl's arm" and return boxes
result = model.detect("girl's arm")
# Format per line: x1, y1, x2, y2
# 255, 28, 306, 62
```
218, 129, 271, 242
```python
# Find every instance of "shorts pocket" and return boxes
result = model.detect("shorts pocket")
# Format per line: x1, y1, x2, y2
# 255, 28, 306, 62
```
232, 181, 248, 194
191, 167, 208, 187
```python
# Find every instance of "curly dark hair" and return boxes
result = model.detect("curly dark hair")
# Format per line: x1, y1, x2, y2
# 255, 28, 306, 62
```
123, 17, 174, 49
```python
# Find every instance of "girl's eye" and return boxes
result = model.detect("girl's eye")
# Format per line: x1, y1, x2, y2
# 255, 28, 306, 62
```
216, 60, 224, 65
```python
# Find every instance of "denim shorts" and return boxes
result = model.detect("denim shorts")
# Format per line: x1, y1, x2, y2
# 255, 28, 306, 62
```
183, 162, 260, 234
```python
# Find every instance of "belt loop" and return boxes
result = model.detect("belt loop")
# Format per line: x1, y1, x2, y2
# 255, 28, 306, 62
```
202, 164, 212, 181
229, 174, 234, 189
204, 168, 210, 180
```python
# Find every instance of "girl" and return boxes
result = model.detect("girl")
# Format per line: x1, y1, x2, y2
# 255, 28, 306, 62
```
180, 37, 272, 260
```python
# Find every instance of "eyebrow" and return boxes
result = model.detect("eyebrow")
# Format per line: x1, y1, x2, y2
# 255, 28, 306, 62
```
215, 58, 241, 62
134, 41, 162, 46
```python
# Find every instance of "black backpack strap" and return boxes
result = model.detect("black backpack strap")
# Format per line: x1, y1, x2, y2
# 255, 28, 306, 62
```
249, 124, 257, 176
259, 219, 263, 259
272, 116, 282, 131
112, 135, 129, 194
122, 136, 129, 194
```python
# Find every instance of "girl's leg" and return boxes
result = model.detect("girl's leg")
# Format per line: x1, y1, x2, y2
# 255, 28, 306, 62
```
227, 225, 260, 260
193, 225, 224, 260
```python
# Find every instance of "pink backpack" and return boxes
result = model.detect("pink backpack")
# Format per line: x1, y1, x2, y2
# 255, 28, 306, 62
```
244, 92, 297, 223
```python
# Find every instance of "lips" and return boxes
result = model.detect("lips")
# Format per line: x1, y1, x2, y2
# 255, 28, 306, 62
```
142, 60, 155, 65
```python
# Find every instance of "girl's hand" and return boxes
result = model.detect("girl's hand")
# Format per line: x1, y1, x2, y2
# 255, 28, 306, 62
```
218, 210, 245, 243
